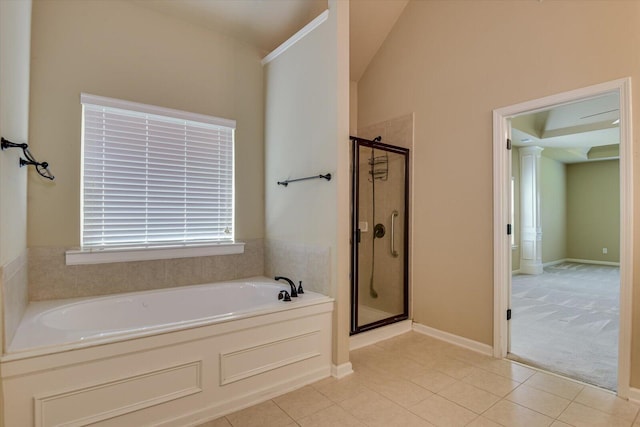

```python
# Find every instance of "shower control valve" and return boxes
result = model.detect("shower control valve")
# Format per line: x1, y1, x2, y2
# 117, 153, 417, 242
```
373, 223, 386, 238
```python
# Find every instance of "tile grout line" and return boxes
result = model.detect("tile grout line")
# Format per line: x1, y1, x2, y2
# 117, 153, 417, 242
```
204, 331, 637, 427
386, 351, 620, 426
269, 398, 302, 426
485, 377, 634, 427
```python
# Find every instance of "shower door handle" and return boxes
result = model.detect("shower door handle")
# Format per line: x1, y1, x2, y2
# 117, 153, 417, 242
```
391, 210, 399, 258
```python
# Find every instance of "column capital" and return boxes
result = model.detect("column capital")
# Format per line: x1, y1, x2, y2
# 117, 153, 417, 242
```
519, 145, 544, 156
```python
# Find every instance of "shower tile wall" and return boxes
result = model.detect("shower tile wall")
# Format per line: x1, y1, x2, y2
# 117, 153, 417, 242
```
359, 113, 413, 151
28, 239, 264, 300
357, 114, 413, 322
356, 151, 405, 318
264, 239, 331, 297
1, 249, 28, 350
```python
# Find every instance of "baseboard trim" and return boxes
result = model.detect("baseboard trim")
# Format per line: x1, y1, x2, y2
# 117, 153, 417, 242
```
331, 362, 353, 379
349, 319, 413, 350
565, 258, 620, 267
412, 323, 493, 356
542, 259, 567, 268
541, 258, 621, 268
628, 387, 640, 405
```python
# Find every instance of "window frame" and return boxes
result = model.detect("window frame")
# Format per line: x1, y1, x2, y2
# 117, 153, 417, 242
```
67, 93, 243, 265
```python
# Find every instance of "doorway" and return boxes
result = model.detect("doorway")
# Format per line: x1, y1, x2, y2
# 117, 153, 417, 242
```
509, 95, 621, 390
493, 79, 633, 397
350, 136, 409, 334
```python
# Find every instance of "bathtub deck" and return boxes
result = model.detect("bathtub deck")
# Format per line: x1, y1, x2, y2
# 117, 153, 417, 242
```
7, 277, 328, 357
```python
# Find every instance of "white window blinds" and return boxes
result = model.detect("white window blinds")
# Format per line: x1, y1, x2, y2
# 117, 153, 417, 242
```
80, 94, 235, 249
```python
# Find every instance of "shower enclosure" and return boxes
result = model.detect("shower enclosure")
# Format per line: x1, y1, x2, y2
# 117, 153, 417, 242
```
350, 136, 409, 334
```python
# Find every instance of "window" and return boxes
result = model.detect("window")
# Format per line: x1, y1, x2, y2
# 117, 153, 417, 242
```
79, 93, 236, 253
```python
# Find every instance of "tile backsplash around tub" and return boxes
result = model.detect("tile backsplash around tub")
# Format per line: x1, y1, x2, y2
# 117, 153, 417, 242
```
1, 249, 29, 350
28, 239, 264, 301
264, 239, 331, 296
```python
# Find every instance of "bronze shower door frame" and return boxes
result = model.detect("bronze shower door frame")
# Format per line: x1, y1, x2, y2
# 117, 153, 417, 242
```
350, 136, 409, 335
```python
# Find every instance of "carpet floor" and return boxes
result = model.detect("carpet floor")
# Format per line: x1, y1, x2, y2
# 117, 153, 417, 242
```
510, 262, 619, 391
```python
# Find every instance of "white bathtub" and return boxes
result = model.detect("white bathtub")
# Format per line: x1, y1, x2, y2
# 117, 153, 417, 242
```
9, 277, 328, 354
2, 277, 334, 426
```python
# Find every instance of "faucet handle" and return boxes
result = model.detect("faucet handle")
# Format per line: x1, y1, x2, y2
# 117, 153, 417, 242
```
297, 281, 304, 294
278, 290, 291, 302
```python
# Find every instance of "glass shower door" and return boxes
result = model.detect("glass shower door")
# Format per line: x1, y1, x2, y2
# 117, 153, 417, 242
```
351, 137, 409, 334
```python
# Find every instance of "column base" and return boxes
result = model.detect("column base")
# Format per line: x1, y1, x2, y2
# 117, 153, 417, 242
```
519, 263, 543, 275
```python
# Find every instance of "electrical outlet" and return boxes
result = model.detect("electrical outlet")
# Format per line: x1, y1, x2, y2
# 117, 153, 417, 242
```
603, 247, 608, 254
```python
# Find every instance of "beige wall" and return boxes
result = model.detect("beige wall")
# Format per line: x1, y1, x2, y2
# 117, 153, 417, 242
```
264, 20, 336, 244
28, 0, 265, 248
541, 155, 567, 264
350, 81, 358, 135
357, 0, 640, 386
567, 160, 620, 263
0, 0, 32, 422
264, 0, 350, 365
0, 0, 30, 266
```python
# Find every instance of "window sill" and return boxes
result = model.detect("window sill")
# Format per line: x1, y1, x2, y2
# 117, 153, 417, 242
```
65, 242, 245, 265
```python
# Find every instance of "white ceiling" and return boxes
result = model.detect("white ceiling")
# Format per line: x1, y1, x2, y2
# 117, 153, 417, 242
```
511, 92, 620, 164
131, 0, 408, 82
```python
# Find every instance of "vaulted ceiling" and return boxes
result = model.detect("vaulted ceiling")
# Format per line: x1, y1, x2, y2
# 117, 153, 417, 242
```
128, 0, 617, 165
131, 0, 327, 55
131, 0, 409, 82
349, 0, 409, 81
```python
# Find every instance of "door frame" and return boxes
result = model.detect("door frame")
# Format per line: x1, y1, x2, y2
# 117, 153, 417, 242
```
492, 78, 633, 397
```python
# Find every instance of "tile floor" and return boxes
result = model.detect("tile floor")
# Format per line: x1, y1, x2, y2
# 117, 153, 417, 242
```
197, 331, 640, 427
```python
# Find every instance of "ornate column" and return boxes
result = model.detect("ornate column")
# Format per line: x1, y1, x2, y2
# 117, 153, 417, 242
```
519, 146, 543, 275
